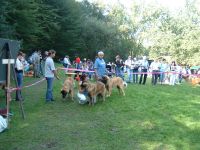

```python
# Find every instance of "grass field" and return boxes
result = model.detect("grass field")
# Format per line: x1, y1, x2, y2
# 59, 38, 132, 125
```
0, 71, 200, 150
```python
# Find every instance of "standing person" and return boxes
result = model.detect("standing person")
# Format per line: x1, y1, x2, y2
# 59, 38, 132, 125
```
75, 56, 81, 70
106, 62, 112, 77
41, 51, 49, 77
75, 56, 81, 76
63, 55, 71, 74
169, 61, 177, 86
44, 50, 59, 102
87, 59, 94, 79
132, 57, 139, 84
38, 50, 44, 76
43, 51, 49, 61
150, 59, 160, 85
21, 53, 30, 75
115, 55, 124, 80
94, 51, 106, 79
82, 58, 88, 74
160, 59, 168, 84
32, 50, 41, 78
125, 56, 133, 83
139, 56, 149, 85
176, 64, 182, 84
15, 51, 24, 101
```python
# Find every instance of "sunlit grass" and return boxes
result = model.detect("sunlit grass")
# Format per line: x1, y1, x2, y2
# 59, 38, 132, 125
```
0, 69, 200, 150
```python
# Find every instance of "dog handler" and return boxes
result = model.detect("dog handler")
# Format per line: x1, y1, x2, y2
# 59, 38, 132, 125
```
15, 51, 24, 101
94, 51, 107, 80
44, 50, 59, 102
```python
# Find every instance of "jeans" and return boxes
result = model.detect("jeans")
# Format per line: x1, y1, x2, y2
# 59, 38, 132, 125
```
63, 63, 68, 68
116, 67, 124, 80
46, 77, 54, 101
139, 69, 147, 84
160, 72, 165, 83
126, 68, 133, 83
151, 70, 159, 85
16, 72, 23, 100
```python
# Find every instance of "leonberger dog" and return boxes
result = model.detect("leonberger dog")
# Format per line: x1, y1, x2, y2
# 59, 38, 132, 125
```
79, 81, 106, 106
61, 77, 74, 100
183, 75, 200, 86
101, 75, 125, 97
191, 77, 200, 86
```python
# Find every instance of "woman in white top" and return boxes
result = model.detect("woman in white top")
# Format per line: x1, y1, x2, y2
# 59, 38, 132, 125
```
15, 51, 24, 101
170, 61, 177, 85
44, 50, 59, 102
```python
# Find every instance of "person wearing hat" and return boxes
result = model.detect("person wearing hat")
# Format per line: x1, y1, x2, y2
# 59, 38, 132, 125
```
94, 51, 106, 79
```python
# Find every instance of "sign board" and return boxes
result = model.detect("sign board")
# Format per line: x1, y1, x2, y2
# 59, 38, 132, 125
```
2, 59, 15, 64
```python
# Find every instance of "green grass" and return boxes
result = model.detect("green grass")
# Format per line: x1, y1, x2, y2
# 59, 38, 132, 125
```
0, 71, 200, 150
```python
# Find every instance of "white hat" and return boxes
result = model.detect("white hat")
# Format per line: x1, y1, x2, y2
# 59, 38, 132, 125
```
98, 51, 104, 55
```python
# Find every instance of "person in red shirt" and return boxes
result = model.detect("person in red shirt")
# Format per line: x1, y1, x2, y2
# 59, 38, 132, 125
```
75, 56, 81, 81
75, 57, 81, 69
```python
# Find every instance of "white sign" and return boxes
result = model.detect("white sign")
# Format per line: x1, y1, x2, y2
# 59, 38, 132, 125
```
2, 59, 15, 64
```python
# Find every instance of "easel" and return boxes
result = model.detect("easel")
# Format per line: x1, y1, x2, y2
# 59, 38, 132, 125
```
1, 43, 25, 127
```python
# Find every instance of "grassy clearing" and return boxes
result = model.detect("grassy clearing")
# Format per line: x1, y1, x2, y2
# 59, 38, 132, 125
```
0, 71, 200, 150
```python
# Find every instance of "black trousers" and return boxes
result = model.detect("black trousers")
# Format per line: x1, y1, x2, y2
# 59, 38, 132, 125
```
139, 69, 147, 84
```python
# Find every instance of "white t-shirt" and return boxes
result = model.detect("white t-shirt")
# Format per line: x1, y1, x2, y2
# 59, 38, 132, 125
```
150, 61, 160, 71
125, 59, 133, 69
63, 57, 70, 65
15, 58, 24, 71
45, 57, 55, 78
140, 60, 149, 69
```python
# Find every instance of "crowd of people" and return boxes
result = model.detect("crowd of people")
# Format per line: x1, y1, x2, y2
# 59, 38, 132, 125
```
14, 50, 199, 103
60, 53, 197, 87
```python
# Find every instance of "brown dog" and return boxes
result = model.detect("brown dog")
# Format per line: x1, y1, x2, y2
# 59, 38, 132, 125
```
61, 77, 74, 100
183, 75, 200, 86
79, 81, 106, 106
191, 77, 200, 86
101, 75, 125, 97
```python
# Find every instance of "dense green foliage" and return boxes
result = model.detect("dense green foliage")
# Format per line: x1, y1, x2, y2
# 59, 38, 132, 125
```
0, 0, 200, 64
0, 72, 200, 149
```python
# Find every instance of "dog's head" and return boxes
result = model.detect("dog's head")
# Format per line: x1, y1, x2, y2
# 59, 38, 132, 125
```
80, 74, 88, 82
79, 81, 88, 90
100, 75, 110, 85
61, 89, 68, 98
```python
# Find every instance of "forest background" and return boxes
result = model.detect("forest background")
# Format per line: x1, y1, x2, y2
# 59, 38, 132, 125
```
1, 0, 200, 65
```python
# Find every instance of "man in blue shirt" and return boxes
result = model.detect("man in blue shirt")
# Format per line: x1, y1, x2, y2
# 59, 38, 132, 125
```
94, 51, 106, 79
